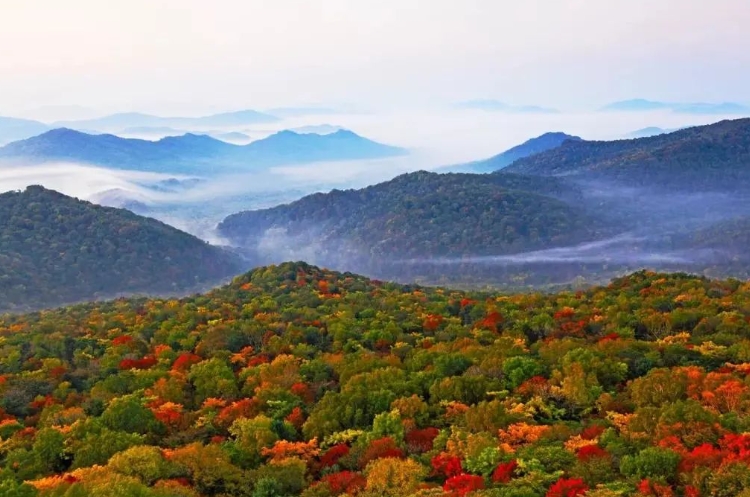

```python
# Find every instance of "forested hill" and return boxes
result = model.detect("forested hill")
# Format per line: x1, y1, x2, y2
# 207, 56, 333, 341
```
501, 118, 750, 191
0, 186, 244, 312
3, 262, 750, 496
218, 171, 600, 271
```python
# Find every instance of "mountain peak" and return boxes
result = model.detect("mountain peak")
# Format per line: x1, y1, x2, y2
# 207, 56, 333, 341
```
39, 127, 90, 138
457, 131, 581, 173
330, 129, 360, 138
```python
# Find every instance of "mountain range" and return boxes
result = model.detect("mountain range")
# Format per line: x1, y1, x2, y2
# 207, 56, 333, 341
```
217, 118, 750, 286
52, 109, 280, 132
6, 117, 750, 293
502, 118, 750, 191
0, 109, 280, 145
0, 185, 244, 312
119, 126, 251, 143
601, 99, 749, 114
0, 128, 407, 173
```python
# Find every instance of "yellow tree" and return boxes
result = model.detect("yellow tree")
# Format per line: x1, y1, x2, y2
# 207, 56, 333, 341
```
364, 457, 426, 496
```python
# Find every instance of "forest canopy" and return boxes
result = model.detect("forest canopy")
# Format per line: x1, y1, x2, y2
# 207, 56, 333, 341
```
2, 262, 750, 496
0, 186, 243, 312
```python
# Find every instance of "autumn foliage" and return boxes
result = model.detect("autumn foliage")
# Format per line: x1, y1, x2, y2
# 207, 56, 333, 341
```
6, 265, 750, 496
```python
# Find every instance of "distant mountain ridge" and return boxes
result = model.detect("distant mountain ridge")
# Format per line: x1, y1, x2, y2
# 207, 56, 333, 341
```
502, 118, 750, 191
0, 128, 407, 173
602, 99, 749, 114
457, 132, 582, 173
0, 116, 51, 145
53, 109, 280, 132
0, 185, 244, 312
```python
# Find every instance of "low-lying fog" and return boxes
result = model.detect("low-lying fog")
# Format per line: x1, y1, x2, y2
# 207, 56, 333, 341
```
0, 109, 742, 248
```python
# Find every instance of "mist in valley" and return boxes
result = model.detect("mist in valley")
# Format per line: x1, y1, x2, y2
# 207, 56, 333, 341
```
1, 108, 749, 287
220, 173, 750, 288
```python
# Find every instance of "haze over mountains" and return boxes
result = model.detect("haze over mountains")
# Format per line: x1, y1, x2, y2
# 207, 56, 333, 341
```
52, 109, 280, 132
216, 119, 750, 287
601, 99, 750, 114
503, 118, 750, 191
4, 110, 750, 294
0, 116, 51, 145
0, 128, 407, 173
0, 109, 281, 145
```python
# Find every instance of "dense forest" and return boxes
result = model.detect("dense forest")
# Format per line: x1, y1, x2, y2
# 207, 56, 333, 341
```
3, 262, 750, 496
502, 119, 750, 191
0, 186, 244, 312
219, 171, 601, 270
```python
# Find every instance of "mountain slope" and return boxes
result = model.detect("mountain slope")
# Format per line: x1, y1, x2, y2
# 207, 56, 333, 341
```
460, 132, 581, 172
218, 171, 599, 277
0, 128, 406, 173
502, 118, 750, 191
0, 186, 244, 312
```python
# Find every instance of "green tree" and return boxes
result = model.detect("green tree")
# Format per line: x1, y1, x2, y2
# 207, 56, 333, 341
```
189, 358, 239, 403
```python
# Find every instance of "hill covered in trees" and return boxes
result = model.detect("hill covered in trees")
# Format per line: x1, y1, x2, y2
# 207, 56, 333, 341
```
3, 263, 750, 496
0, 186, 244, 312
218, 171, 602, 277
501, 119, 750, 191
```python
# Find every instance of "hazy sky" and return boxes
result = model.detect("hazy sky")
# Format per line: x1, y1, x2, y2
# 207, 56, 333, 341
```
1, 0, 749, 117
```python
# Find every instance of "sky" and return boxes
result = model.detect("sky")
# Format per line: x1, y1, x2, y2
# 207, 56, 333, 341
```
1, 0, 749, 118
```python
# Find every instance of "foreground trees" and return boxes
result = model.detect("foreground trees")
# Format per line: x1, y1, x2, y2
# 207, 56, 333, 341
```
3, 263, 750, 495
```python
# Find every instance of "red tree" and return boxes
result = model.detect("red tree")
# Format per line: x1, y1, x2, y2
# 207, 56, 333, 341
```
491, 459, 518, 483
431, 453, 463, 478
444, 474, 484, 496
546, 477, 589, 497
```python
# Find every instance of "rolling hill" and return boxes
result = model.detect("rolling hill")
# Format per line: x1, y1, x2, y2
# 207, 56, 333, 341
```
218, 171, 600, 278
501, 118, 750, 191
0, 128, 406, 173
0, 186, 244, 312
